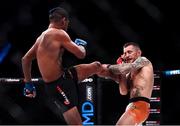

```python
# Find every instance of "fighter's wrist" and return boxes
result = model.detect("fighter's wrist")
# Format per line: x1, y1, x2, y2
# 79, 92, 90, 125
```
23, 78, 31, 83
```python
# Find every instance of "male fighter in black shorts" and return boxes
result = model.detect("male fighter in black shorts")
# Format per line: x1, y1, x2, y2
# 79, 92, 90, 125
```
22, 7, 101, 125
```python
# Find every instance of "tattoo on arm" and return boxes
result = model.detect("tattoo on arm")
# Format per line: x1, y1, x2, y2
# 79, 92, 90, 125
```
131, 57, 150, 71
108, 57, 150, 75
109, 64, 132, 75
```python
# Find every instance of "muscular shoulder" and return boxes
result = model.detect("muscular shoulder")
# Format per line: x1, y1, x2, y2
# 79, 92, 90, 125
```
134, 56, 152, 65
140, 56, 150, 62
130, 56, 153, 73
44, 28, 68, 38
41, 29, 70, 44
140, 57, 153, 72
142, 57, 153, 67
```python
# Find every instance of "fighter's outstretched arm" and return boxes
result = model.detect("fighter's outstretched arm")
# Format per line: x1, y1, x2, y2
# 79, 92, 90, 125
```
108, 57, 151, 75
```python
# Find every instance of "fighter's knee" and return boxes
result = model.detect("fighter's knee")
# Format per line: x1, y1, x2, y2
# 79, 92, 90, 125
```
92, 61, 101, 67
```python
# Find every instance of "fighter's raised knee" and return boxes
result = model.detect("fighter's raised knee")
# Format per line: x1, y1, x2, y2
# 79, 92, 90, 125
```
91, 61, 101, 67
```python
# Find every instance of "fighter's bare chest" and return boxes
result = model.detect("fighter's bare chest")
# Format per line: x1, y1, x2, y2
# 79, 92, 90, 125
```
126, 70, 142, 88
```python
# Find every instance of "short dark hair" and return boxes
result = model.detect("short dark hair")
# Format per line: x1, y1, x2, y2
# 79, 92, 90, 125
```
49, 7, 69, 22
123, 42, 140, 50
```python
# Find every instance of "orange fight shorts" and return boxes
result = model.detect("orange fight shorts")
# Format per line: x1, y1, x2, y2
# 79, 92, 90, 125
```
125, 97, 150, 125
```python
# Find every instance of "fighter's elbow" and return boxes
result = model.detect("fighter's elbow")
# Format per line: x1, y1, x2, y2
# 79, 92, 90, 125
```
77, 53, 86, 59
120, 90, 128, 95
76, 49, 86, 59
120, 92, 128, 95
21, 56, 27, 63
22, 55, 32, 64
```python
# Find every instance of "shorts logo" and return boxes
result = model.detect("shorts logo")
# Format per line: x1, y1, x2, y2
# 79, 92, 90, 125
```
56, 86, 70, 105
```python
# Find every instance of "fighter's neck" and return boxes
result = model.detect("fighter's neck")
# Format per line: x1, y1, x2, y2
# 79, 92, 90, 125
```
48, 24, 62, 29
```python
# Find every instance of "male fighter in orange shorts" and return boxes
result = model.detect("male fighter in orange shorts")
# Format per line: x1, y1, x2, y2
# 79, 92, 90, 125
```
98, 42, 154, 125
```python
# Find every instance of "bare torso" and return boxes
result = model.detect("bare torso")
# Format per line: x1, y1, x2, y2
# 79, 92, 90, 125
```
36, 28, 64, 82
127, 63, 154, 99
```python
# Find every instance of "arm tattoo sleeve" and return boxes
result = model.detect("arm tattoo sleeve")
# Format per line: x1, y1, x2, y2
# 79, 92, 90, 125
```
109, 63, 133, 75
108, 57, 150, 75
131, 57, 150, 71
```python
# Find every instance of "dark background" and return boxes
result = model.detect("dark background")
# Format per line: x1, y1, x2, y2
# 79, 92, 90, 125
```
0, 0, 180, 125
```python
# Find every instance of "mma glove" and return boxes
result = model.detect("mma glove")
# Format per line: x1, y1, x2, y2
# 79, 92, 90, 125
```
116, 57, 123, 64
23, 82, 36, 98
74, 38, 87, 47
116, 54, 125, 64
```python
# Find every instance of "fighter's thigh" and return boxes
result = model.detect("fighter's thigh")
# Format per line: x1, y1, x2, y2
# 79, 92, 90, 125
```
116, 111, 136, 125
63, 106, 82, 125
75, 61, 101, 81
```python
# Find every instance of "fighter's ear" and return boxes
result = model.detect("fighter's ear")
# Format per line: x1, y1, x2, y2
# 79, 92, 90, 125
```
137, 49, 142, 56
61, 17, 66, 25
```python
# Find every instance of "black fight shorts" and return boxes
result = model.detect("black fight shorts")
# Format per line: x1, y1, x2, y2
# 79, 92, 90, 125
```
44, 67, 79, 113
